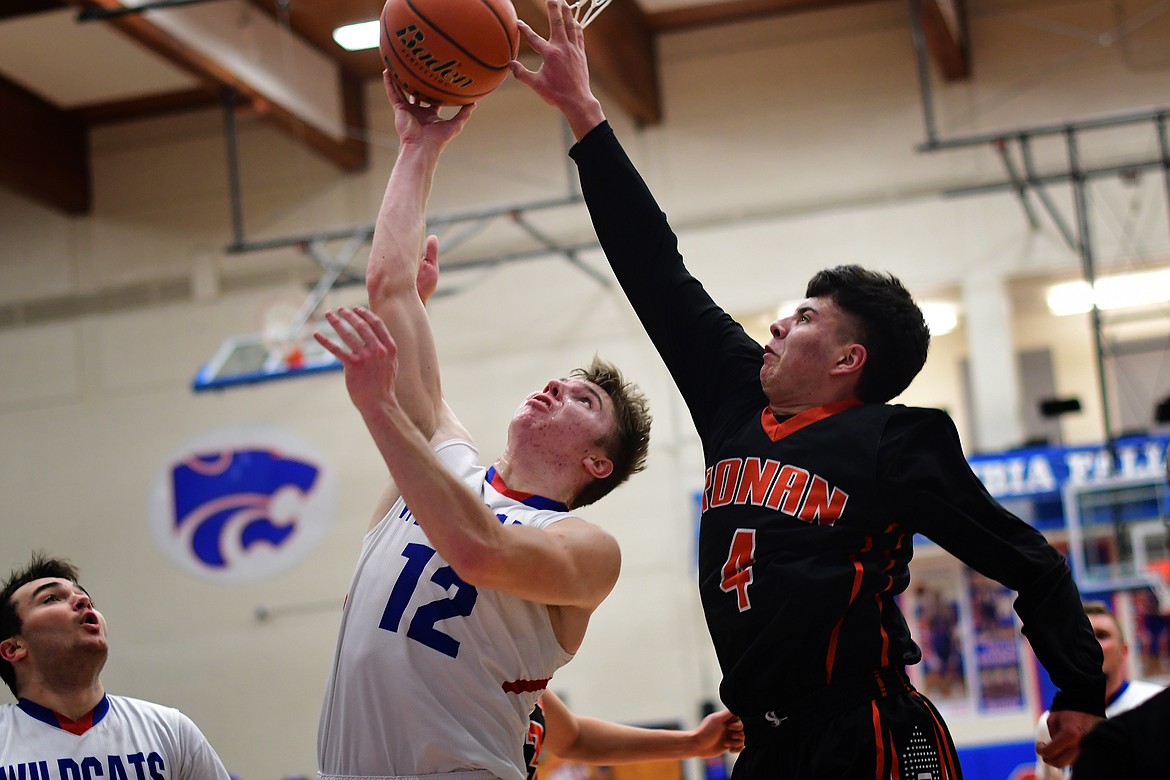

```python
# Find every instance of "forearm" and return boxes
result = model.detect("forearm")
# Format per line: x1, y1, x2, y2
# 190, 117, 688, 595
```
559, 717, 707, 764
360, 398, 503, 577
367, 141, 442, 305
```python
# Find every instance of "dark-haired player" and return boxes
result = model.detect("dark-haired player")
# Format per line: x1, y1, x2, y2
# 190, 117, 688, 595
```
510, 2, 1107, 776
0, 552, 230, 778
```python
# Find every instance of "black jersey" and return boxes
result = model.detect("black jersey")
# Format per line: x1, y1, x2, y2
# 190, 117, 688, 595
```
569, 122, 1105, 720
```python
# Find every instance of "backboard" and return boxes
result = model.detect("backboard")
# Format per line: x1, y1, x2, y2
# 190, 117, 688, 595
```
1063, 473, 1170, 605
192, 331, 341, 392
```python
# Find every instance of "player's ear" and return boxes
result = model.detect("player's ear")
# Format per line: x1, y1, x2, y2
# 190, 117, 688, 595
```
0, 637, 25, 664
583, 453, 613, 480
833, 343, 866, 376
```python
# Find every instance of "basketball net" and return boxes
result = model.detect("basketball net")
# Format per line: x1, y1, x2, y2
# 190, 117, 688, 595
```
569, 0, 612, 28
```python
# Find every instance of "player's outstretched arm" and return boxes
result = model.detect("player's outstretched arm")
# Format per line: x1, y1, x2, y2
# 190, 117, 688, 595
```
365, 74, 474, 439
542, 691, 744, 764
315, 307, 619, 619
509, 0, 606, 141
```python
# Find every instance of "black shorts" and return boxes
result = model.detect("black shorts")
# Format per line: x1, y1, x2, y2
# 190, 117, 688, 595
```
732, 672, 962, 780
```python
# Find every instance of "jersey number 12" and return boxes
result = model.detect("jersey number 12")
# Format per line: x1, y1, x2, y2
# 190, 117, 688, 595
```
379, 542, 478, 657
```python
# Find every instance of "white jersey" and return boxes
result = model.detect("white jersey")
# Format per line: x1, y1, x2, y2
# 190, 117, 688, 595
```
318, 439, 576, 780
1034, 678, 1165, 779
0, 694, 231, 780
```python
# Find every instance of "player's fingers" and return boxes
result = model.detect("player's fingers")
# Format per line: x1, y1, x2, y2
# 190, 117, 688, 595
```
509, 59, 537, 86
448, 101, 476, 129
384, 71, 406, 105
564, 2, 583, 44
353, 307, 394, 346
558, 0, 575, 31
328, 307, 373, 352
312, 331, 350, 363
547, 0, 565, 34
515, 20, 547, 58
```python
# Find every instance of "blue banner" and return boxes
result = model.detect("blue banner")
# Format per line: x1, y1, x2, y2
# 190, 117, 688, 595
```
965, 433, 1169, 530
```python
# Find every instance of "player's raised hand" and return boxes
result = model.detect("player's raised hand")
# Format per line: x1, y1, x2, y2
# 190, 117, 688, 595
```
509, 0, 604, 140
314, 306, 401, 415
384, 70, 475, 150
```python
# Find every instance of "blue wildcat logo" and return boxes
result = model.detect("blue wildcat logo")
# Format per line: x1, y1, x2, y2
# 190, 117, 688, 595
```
148, 427, 336, 582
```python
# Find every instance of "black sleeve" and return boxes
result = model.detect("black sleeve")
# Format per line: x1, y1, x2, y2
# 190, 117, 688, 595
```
569, 122, 765, 443
879, 407, 1106, 717
1071, 688, 1170, 778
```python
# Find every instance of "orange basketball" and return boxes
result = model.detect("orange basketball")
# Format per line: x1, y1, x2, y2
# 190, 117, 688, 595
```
379, 0, 519, 106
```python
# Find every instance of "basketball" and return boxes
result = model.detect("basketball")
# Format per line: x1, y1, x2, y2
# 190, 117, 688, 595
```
379, 0, 520, 106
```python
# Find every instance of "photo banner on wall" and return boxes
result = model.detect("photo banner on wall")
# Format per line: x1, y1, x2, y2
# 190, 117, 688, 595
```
147, 425, 337, 582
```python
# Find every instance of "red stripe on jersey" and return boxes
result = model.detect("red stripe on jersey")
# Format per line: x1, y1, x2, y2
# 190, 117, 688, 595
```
502, 677, 551, 694
56, 709, 94, 735
759, 399, 862, 442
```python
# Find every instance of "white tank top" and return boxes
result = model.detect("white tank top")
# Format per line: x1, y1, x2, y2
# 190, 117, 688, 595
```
318, 439, 575, 780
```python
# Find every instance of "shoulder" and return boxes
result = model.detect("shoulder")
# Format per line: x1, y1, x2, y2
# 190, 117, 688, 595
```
880, 404, 962, 447
108, 695, 210, 735
551, 517, 621, 569
549, 516, 618, 550
1125, 679, 1167, 706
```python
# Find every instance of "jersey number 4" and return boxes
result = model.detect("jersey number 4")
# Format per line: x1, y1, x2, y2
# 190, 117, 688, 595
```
720, 529, 756, 612
379, 542, 478, 658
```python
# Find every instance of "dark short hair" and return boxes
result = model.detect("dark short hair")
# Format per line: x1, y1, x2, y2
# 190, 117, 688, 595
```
0, 552, 82, 696
805, 265, 930, 402
569, 357, 652, 508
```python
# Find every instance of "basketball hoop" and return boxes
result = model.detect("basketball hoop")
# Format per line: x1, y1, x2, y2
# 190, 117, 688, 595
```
569, 0, 612, 28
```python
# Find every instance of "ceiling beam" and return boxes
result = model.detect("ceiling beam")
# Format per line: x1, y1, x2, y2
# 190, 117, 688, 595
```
0, 0, 67, 22
68, 85, 221, 125
648, 0, 874, 32
918, 0, 968, 80
68, 0, 368, 172
514, 0, 661, 127
0, 72, 90, 214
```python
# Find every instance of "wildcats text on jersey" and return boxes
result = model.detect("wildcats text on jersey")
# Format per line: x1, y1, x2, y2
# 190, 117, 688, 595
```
703, 457, 850, 525
2, 752, 166, 780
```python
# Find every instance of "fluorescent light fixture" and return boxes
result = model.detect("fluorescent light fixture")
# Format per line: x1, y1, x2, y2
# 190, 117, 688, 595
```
774, 299, 959, 336
333, 20, 379, 51
1046, 268, 1170, 316
920, 301, 959, 336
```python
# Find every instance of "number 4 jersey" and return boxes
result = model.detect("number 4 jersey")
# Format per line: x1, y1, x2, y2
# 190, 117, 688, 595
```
317, 438, 574, 780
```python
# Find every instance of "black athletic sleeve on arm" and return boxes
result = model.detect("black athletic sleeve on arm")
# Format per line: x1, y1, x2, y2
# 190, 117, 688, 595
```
1071, 688, 1170, 778
569, 122, 764, 443
879, 407, 1106, 717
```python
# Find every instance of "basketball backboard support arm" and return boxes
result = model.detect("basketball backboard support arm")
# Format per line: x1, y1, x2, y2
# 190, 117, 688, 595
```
194, 97, 607, 393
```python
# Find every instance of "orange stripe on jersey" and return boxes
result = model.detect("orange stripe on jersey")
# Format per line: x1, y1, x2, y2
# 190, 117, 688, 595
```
826, 537, 871, 681
759, 399, 862, 442
871, 700, 885, 780
873, 531, 907, 667
912, 691, 960, 779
